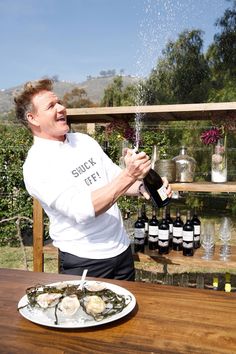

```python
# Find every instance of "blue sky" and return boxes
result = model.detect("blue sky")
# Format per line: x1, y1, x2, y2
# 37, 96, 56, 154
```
0, 0, 231, 89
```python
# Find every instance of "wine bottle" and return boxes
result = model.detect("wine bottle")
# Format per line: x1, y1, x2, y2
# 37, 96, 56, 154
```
141, 203, 149, 245
213, 277, 218, 291
191, 208, 201, 249
143, 169, 171, 208
134, 207, 145, 253
166, 206, 173, 249
148, 206, 159, 250
158, 207, 170, 254
182, 210, 194, 256
225, 273, 231, 293
172, 208, 183, 251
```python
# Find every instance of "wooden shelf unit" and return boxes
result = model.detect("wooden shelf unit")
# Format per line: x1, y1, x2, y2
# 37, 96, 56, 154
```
33, 102, 236, 272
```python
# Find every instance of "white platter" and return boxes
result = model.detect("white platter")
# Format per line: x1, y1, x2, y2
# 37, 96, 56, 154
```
18, 280, 136, 329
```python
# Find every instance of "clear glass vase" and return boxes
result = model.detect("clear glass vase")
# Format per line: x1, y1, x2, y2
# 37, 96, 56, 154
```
211, 138, 227, 183
172, 146, 196, 182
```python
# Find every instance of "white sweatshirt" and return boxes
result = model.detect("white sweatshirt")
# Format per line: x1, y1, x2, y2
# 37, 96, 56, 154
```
23, 133, 130, 259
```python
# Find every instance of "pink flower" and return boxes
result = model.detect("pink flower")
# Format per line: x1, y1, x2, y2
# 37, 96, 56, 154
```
200, 127, 222, 145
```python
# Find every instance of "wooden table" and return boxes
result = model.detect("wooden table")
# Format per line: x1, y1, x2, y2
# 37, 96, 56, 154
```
1, 268, 236, 354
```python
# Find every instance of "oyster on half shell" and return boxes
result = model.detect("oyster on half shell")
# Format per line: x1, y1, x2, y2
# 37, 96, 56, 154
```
85, 282, 106, 292
59, 295, 80, 316
36, 293, 62, 309
85, 295, 106, 317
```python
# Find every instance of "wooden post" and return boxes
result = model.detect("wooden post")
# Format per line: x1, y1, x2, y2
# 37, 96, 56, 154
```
33, 198, 44, 272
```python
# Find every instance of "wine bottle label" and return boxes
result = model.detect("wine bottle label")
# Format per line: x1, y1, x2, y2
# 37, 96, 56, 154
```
134, 229, 145, 239
157, 185, 168, 201
182, 230, 193, 241
173, 227, 183, 236
194, 235, 200, 241
145, 222, 149, 232
173, 237, 182, 244
158, 229, 169, 240
148, 235, 158, 242
183, 241, 193, 248
194, 225, 201, 234
169, 224, 173, 233
158, 240, 169, 247
134, 238, 145, 245
148, 226, 158, 236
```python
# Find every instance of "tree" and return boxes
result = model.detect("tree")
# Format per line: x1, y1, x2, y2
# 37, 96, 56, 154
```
144, 30, 210, 104
101, 76, 123, 106
101, 76, 139, 107
63, 87, 96, 108
0, 123, 33, 245
206, 0, 236, 101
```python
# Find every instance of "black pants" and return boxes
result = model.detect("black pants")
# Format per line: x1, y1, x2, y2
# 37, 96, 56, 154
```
59, 245, 135, 281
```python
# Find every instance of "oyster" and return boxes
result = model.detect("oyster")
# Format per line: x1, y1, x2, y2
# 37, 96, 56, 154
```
59, 295, 80, 316
36, 293, 62, 309
85, 282, 106, 292
85, 295, 106, 317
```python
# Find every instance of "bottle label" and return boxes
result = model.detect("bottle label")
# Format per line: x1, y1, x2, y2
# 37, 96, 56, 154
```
194, 235, 200, 241
225, 283, 231, 292
158, 229, 169, 240
148, 235, 158, 242
148, 226, 158, 236
134, 229, 145, 239
134, 238, 144, 245
182, 230, 193, 241
173, 227, 183, 237
158, 240, 169, 247
183, 241, 193, 248
169, 223, 173, 233
173, 237, 182, 244
157, 185, 168, 201
145, 222, 149, 232
194, 225, 201, 234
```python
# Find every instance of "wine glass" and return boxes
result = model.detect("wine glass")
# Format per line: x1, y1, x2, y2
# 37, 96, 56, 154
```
219, 217, 232, 260
201, 222, 215, 260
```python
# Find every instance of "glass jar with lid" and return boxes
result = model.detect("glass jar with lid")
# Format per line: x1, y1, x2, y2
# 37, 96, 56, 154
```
172, 146, 196, 182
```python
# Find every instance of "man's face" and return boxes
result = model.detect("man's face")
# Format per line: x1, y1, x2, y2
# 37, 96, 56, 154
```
28, 90, 69, 141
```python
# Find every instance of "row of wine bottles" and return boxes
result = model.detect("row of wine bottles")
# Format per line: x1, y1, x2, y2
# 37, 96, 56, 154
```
131, 204, 201, 256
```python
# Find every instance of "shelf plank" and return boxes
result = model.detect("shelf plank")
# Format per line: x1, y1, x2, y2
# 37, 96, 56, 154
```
170, 181, 236, 193
67, 102, 236, 124
134, 245, 236, 273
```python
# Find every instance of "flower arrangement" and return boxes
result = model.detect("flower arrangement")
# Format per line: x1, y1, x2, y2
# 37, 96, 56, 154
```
200, 116, 233, 182
200, 126, 223, 145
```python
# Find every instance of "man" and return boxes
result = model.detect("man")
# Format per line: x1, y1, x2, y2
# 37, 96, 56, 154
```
15, 79, 172, 281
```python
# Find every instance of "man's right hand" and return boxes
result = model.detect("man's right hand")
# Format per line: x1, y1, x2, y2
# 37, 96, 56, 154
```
124, 149, 151, 181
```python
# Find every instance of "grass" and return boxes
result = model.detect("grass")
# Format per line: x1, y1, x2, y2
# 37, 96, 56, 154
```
0, 246, 58, 273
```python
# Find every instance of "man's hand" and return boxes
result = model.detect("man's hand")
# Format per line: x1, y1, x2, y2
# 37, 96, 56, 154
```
124, 149, 151, 181
162, 176, 173, 198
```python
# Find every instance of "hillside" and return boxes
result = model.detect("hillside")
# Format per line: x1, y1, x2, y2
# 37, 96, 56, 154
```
0, 75, 139, 114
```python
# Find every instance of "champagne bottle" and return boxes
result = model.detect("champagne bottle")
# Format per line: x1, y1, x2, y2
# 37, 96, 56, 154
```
143, 169, 171, 208
148, 206, 159, 250
158, 207, 170, 254
102, 140, 110, 157
166, 206, 173, 249
182, 210, 194, 256
172, 208, 184, 251
150, 144, 159, 170
191, 208, 201, 249
134, 207, 145, 253
141, 203, 149, 245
